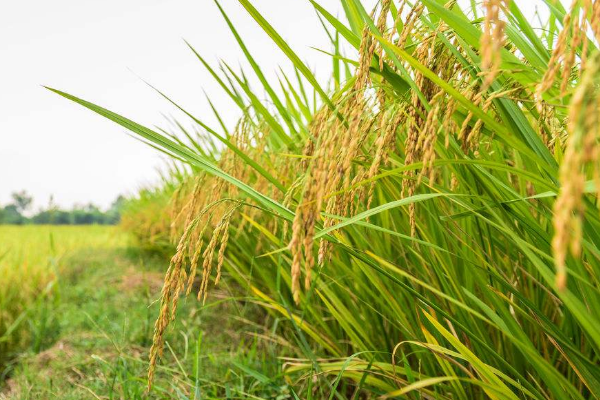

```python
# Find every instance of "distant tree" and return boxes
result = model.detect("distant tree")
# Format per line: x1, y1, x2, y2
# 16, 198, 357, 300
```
11, 190, 33, 214
1, 192, 125, 225
0, 204, 26, 224
31, 210, 52, 224
105, 195, 125, 224
52, 210, 72, 225
0, 191, 33, 224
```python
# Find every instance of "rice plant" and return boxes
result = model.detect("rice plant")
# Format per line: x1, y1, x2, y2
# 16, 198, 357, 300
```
50, 0, 600, 398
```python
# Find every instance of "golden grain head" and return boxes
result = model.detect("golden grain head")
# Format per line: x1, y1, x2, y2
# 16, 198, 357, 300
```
552, 52, 600, 290
482, 0, 512, 89
534, 0, 597, 110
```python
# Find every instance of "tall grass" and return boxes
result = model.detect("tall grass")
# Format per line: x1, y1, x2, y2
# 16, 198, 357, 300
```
51, 0, 600, 398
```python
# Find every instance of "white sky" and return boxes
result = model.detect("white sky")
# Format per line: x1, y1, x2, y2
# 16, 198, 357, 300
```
0, 0, 556, 211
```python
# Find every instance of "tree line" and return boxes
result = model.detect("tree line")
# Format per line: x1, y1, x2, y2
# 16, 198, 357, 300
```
0, 191, 124, 225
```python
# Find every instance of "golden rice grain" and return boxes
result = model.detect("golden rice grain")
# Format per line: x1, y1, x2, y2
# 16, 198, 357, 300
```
480, 0, 509, 90
552, 52, 600, 290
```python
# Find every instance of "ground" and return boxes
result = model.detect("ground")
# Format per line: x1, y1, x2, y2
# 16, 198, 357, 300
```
0, 226, 289, 400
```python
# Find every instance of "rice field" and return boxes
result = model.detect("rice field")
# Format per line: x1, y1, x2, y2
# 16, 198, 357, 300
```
0, 225, 125, 265
15, 0, 600, 398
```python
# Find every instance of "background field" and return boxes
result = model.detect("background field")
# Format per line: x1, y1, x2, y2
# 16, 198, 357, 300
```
0, 226, 124, 364
0, 226, 288, 400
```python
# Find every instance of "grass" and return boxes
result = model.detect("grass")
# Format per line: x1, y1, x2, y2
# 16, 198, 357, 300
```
1, 226, 292, 399
47, 0, 600, 399
0, 226, 125, 367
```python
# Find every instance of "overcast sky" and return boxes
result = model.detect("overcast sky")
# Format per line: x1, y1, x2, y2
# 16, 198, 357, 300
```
1, 0, 556, 211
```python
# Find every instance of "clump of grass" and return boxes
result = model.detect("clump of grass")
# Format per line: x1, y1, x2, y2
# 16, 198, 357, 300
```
52, 0, 600, 398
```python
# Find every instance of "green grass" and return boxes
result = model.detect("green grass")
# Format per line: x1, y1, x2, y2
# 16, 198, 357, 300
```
0, 226, 126, 366
1, 226, 291, 399
48, 0, 600, 399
